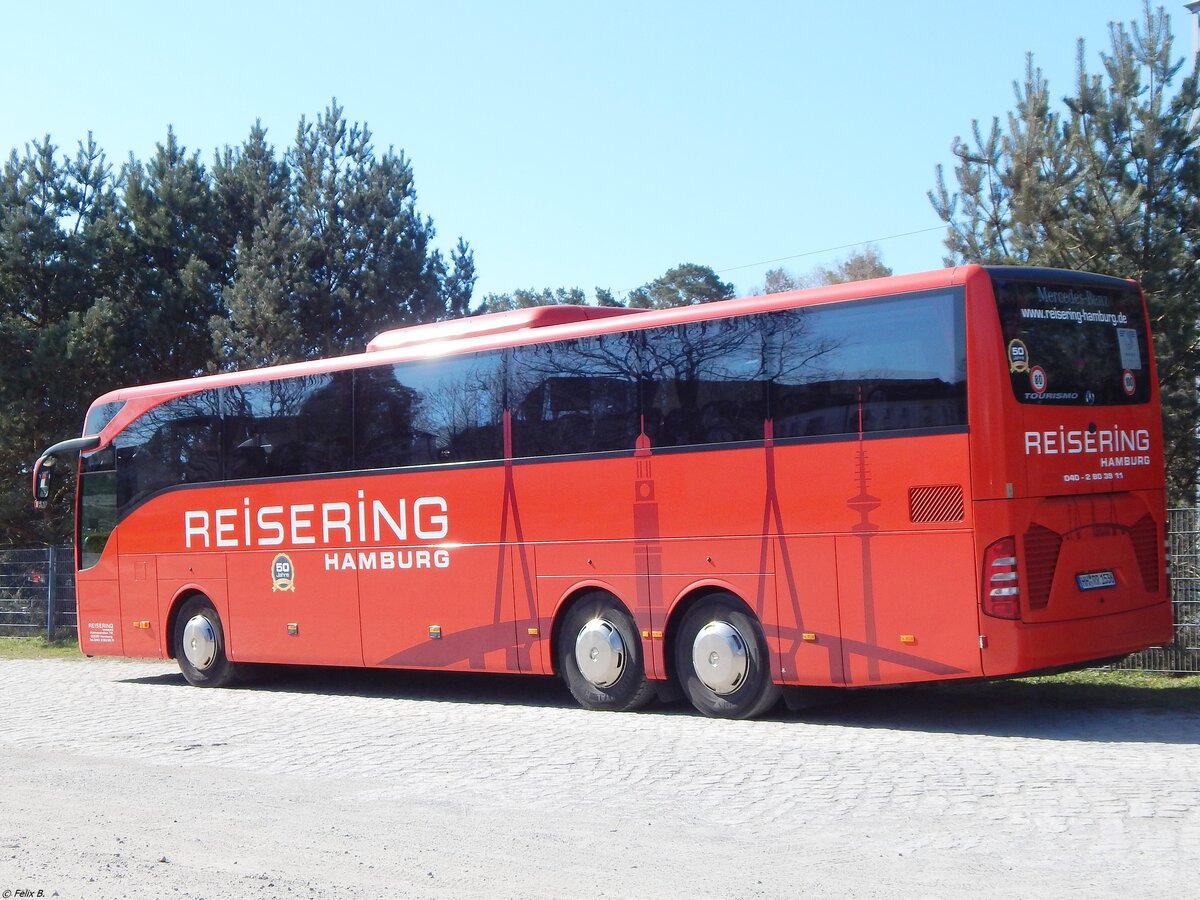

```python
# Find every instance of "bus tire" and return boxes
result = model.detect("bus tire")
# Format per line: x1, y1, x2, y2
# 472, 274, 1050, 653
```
174, 596, 239, 688
675, 594, 780, 719
559, 594, 655, 712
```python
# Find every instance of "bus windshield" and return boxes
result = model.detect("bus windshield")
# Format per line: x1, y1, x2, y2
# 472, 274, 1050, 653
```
993, 273, 1151, 406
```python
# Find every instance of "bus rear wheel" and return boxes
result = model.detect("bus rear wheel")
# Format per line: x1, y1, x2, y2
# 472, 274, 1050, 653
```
174, 596, 239, 688
675, 594, 779, 719
559, 594, 655, 712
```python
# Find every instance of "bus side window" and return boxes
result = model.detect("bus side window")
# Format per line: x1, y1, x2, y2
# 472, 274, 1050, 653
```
227, 374, 352, 477
765, 292, 966, 440
174, 421, 222, 484
355, 352, 505, 467
642, 318, 766, 449
113, 390, 222, 511
510, 338, 640, 459
354, 368, 418, 469
228, 441, 268, 480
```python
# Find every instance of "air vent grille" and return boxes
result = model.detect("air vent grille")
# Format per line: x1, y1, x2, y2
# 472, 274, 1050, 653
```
908, 485, 964, 524
1129, 514, 1161, 593
1022, 524, 1063, 610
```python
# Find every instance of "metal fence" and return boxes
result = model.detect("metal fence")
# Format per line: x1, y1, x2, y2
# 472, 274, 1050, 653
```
1112, 507, 1200, 673
3, 510, 1200, 669
0, 546, 75, 639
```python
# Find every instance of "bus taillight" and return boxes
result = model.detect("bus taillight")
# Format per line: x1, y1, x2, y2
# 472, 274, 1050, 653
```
982, 537, 1021, 620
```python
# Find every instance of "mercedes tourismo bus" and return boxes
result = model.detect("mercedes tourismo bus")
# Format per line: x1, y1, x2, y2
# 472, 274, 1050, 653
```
33, 265, 1173, 718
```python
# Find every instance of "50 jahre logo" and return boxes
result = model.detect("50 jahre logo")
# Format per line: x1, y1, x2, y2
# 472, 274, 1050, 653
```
1007, 339, 1030, 373
271, 553, 296, 592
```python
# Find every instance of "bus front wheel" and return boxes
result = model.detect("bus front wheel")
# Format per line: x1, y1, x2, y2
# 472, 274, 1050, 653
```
174, 596, 239, 688
559, 594, 655, 712
675, 594, 779, 719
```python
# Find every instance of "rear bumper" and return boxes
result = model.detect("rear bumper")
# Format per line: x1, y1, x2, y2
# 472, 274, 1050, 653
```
981, 600, 1174, 677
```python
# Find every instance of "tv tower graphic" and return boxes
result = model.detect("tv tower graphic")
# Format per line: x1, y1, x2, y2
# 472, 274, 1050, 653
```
847, 389, 882, 682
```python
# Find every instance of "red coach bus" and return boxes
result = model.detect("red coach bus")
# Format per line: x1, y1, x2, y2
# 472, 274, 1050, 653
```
32, 265, 1172, 718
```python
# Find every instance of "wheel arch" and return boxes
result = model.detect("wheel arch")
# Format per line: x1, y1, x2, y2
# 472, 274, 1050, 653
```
663, 584, 758, 683
164, 586, 212, 661
549, 584, 638, 678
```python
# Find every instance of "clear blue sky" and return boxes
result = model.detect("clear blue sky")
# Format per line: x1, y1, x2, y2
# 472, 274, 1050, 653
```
3, 1, 1195, 303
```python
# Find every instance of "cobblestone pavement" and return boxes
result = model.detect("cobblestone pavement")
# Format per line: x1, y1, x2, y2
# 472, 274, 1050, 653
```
1, 656, 1198, 899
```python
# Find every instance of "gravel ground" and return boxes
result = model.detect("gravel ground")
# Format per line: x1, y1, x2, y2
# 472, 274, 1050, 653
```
1, 656, 1198, 899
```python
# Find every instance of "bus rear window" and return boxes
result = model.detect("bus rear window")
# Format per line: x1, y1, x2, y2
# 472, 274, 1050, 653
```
993, 276, 1151, 406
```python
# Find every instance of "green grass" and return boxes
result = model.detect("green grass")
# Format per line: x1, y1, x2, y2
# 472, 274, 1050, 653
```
931, 667, 1200, 711
0, 635, 81, 659
1023, 668, 1200, 690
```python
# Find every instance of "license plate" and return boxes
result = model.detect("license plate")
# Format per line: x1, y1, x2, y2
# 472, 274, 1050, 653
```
1076, 570, 1117, 591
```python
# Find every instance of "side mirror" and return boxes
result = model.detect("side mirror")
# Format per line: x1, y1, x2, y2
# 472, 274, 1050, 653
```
31, 435, 101, 510
33, 457, 56, 509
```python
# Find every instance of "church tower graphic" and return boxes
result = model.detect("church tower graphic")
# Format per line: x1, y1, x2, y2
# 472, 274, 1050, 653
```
633, 418, 663, 670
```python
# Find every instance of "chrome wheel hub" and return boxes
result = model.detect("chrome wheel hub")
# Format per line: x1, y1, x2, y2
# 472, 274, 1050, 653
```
574, 618, 626, 688
182, 614, 218, 671
692, 621, 748, 695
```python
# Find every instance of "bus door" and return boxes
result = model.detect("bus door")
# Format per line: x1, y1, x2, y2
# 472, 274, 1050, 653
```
74, 444, 124, 656
118, 553, 161, 658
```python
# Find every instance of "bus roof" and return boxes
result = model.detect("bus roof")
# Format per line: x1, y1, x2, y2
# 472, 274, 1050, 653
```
91, 263, 1137, 414
366, 304, 645, 352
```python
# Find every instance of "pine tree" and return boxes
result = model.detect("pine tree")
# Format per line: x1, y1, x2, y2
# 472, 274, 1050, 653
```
0, 136, 118, 541
0, 106, 478, 541
211, 121, 290, 277
929, 2, 1199, 501
474, 287, 588, 314
758, 268, 801, 295
474, 263, 734, 314
72, 128, 225, 385
626, 263, 735, 309
216, 100, 474, 366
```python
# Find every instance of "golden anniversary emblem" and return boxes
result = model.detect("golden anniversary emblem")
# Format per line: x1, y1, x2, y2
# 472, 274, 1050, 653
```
271, 553, 296, 592
1007, 339, 1030, 373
